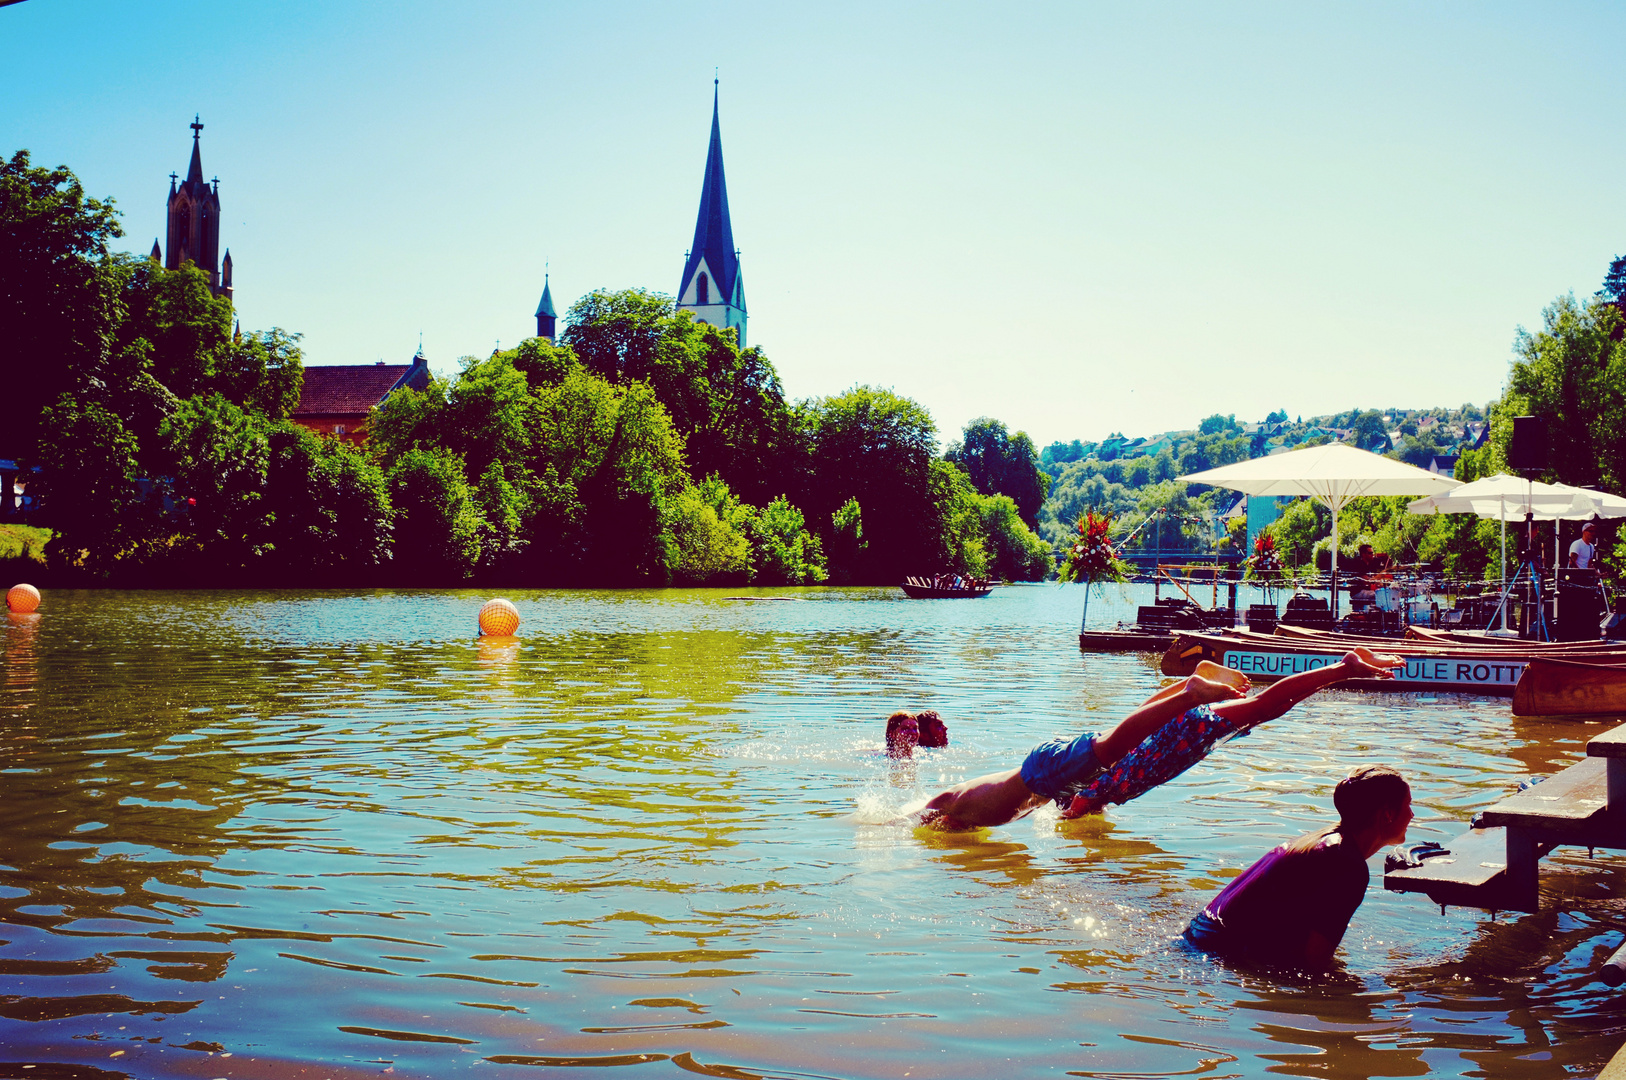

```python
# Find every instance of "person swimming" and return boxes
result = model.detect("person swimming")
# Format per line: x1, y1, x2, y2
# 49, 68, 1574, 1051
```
912, 648, 1404, 831
884, 710, 949, 759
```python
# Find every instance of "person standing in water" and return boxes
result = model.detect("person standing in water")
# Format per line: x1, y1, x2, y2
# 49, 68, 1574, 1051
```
915, 648, 1403, 830
1184, 764, 1413, 968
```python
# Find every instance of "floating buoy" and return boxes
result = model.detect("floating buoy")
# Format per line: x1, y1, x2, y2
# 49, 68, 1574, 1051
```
478, 598, 520, 637
6, 584, 40, 613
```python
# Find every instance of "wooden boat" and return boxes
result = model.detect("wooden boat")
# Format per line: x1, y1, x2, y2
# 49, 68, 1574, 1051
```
1162, 628, 1626, 696
900, 576, 992, 599
1513, 657, 1626, 716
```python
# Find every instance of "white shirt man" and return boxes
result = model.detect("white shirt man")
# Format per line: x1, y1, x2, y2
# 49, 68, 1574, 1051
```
1569, 524, 1599, 569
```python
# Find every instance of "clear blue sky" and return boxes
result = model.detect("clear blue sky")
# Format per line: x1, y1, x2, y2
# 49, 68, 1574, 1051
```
8, 1, 1624, 449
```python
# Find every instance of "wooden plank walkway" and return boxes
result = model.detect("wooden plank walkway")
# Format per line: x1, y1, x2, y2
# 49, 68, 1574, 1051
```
1385, 724, 1626, 918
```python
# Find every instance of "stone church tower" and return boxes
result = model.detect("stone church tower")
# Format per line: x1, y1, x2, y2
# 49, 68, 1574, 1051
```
156, 116, 232, 301
676, 82, 746, 347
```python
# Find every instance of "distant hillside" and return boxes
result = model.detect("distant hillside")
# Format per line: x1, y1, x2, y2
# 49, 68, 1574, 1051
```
1035, 404, 1490, 553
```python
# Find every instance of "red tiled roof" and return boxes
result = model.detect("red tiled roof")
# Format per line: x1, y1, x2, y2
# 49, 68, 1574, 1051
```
294, 365, 411, 416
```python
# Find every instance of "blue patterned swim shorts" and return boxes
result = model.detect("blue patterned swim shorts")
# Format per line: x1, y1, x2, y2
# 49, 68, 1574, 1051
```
1019, 731, 1104, 807
1075, 704, 1245, 808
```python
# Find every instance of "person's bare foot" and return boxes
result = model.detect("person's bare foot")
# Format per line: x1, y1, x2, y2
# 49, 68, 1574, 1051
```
1343, 647, 1404, 679
1184, 673, 1248, 705
1193, 660, 1251, 695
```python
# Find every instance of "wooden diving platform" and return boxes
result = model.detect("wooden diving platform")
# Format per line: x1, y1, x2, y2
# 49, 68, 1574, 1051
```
1385, 722, 1626, 983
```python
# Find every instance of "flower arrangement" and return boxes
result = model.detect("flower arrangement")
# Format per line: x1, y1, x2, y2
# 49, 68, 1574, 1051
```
1244, 529, 1284, 582
1058, 510, 1131, 586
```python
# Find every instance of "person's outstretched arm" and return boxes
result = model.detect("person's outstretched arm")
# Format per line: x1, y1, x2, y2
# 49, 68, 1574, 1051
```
1209, 647, 1402, 732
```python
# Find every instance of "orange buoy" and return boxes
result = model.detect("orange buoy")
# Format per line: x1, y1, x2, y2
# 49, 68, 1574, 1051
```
478, 598, 520, 637
6, 583, 41, 613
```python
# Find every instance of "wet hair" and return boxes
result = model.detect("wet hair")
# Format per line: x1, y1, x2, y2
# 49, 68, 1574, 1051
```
1284, 765, 1409, 853
915, 710, 948, 748
885, 711, 919, 757
1333, 765, 1410, 830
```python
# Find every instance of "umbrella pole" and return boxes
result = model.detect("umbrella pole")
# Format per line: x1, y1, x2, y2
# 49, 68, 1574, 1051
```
1499, 496, 1508, 633
1330, 505, 1340, 622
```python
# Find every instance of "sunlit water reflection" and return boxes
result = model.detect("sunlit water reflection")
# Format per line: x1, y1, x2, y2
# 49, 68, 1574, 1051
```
3, 585, 1626, 1078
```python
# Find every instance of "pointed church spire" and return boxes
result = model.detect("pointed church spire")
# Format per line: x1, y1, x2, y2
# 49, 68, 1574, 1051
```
535, 270, 557, 341
676, 78, 746, 346
150, 239, 162, 262
187, 115, 205, 185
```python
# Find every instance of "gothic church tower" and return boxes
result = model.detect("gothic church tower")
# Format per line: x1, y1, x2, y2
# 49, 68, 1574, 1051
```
159, 116, 232, 301
676, 82, 746, 347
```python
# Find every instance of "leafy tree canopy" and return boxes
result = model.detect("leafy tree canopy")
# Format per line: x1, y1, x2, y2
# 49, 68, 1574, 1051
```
944, 417, 1050, 527
0, 150, 124, 457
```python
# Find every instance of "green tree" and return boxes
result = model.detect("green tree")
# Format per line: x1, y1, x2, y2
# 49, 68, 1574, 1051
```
32, 397, 150, 574
749, 494, 826, 585
796, 386, 939, 583
826, 497, 866, 584
0, 151, 125, 458
562, 289, 796, 502
386, 448, 484, 584
1348, 410, 1389, 452
977, 493, 1052, 580
262, 425, 392, 582
1495, 294, 1626, 490
668, 479, 754, 585
1600, 255, 1626, 304
927, 459, 987, 578
220, 328, 305, 420
154, 393, 276, 577
943, 417, 1050, 526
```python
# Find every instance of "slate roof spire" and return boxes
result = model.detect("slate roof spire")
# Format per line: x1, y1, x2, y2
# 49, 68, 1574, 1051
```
535, 269, 557, 341
186, 115, 205, 186
678, 79, 739, 306
535, 271, 555, 320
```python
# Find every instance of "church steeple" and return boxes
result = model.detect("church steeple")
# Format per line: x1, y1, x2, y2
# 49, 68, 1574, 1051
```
163, 115, 229, 300
186, 116, 205, 185
535, 271, 557, 341
676, 79, 747, 347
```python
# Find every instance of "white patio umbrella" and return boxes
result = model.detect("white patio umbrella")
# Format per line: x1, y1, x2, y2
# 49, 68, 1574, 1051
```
1408, 473, 1591, 631
1183, 443, 1461, 618
1408, 474, 1626, 630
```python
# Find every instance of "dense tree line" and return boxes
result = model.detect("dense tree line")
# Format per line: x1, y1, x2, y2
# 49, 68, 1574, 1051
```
4, 153, 1052, 587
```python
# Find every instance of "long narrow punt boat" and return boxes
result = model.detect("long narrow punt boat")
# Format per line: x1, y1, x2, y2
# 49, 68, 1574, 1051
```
1405, 625, 1626, 650
1513, 657, 1626, 716
1162, 628, 1626, 695
1274, 622, 1626, 655
899, 576, 993, 599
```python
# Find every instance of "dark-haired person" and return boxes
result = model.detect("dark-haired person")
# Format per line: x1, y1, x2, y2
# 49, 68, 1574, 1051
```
916, 711, 948, 748
916, 649, 1403, 831
1184, 765, 1413, 969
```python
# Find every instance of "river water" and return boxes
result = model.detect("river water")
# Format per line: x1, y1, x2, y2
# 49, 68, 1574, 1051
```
2, 584, 1624, 1079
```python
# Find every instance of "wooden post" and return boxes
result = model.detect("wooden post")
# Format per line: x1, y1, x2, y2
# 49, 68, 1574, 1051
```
1504, 827, 1540, 914
1609, 757, 1626, 818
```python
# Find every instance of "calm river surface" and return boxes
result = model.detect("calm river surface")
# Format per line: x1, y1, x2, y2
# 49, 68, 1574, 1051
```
3, 585, 1625, 1079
